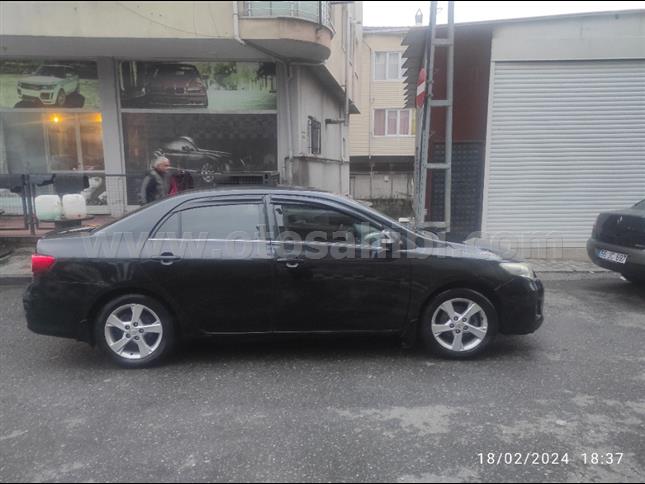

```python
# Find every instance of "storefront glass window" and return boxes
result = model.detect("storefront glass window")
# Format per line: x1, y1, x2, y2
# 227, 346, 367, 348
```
122, 113, 277, 203
119, 60, 279, 205
119, 61, 277, 111
0, 59, 106, 211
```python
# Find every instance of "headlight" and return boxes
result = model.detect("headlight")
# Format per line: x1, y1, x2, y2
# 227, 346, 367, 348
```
500, 262, 536, 279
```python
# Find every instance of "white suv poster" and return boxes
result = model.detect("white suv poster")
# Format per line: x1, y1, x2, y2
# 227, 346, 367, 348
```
0, 59, 100, 109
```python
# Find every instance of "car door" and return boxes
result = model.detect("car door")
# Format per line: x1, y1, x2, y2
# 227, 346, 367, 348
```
140, 195, 275, 334
269, 195, 411, 333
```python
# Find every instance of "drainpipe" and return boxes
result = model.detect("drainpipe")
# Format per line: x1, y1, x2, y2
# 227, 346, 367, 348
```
232, 1, 245, 45
341, 5, 352, 193
284, 62, 295, 185
367, 41, 373, 161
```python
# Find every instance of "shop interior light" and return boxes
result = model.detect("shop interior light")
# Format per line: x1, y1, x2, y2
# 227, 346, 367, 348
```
49, 114, 62, 124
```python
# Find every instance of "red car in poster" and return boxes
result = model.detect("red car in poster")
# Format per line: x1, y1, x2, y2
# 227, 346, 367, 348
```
144, 63, 208, 108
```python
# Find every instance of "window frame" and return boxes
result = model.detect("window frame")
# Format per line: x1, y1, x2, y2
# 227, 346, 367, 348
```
373, 51, 402, 81
372, 108, 414, 138
150, 196, 270, 241
269, 195, 386, 249
308, 116, 322, 155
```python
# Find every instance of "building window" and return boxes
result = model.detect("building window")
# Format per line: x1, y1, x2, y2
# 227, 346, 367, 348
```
374, 52, 402, 81
373, 109, 414, 136
308, 116, 321, 154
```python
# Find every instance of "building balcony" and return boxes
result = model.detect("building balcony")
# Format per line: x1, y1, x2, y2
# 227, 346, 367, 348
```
240, 1, 335, 62
244, 1, 333, 30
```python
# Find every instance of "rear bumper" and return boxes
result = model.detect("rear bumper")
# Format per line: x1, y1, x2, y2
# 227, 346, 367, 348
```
23, 278, 94, 343
495, 277, 544, 335
587, 238, 645, 276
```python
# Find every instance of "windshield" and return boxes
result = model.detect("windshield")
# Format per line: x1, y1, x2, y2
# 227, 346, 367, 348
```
34, 66, 66, 78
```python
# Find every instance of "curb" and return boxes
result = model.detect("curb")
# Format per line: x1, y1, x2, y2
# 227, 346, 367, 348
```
0, 275, 31, 285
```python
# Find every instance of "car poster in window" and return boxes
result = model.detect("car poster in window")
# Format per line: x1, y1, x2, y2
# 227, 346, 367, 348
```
122, 112, 278, 203
119, 61, 277, 111
0, 59, 100, 109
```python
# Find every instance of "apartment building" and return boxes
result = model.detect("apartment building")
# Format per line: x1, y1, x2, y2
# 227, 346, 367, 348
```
0, 1, 362, 216
348, 26, 414, 216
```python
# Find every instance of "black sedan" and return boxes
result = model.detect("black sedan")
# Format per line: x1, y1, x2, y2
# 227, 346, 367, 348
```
24, 187, 544, 368
588, 199, 645, 284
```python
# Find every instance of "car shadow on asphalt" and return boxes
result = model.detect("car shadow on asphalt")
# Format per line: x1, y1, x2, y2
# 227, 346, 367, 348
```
163, 333, 541, 368
30, 331, 542, 371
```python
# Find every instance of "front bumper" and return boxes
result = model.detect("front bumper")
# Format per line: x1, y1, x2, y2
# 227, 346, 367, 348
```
587, 238, 645, 277
495, 276, 544, 335
18, 88, 56, 105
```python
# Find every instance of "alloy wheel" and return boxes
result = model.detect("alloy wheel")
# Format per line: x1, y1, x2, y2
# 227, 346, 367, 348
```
104, 304, 164, 360
431, 298, 488, 352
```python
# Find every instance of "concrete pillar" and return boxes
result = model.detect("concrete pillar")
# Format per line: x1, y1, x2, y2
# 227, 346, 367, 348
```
97, 57, 127, 216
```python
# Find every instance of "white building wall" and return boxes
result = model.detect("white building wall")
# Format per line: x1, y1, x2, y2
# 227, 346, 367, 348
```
491, 11, 645, 62
287, 66, 349, 194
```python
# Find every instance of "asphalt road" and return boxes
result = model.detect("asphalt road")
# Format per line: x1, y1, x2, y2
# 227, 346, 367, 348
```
1, 274, 644, 483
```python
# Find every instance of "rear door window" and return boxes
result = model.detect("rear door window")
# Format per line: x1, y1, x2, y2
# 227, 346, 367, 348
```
153, 203, 266, 240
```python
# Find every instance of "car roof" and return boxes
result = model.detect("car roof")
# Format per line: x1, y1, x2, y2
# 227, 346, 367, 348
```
173, 184, 328, 200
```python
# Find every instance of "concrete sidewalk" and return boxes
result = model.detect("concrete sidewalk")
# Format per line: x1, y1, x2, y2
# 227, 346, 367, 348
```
0, 247, 609, 285
0, 247, 33, 285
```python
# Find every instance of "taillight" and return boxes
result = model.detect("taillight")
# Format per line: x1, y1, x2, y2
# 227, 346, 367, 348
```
32, 254, 56, 275
187, 79, 204, 90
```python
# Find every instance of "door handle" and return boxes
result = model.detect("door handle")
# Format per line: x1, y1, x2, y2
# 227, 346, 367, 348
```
152, 252, 181, 266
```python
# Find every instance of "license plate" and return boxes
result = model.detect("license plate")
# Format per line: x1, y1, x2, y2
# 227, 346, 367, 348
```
598, 249, 628, 264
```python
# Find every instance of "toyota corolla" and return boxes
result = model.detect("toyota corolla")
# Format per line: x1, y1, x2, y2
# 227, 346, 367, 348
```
24, 187, 544, 368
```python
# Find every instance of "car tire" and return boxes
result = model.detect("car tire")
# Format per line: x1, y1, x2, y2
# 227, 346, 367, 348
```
420, 288, 498, 359
55, 89, 66, 107
95, 294, 175, 368
621, 273, 645, 285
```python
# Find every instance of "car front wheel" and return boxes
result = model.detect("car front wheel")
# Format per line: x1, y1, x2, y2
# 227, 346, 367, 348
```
420, 288, 498, 359
95, 294, 175, 368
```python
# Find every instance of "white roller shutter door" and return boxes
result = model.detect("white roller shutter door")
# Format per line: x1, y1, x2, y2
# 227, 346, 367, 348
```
483, 60, 645, 247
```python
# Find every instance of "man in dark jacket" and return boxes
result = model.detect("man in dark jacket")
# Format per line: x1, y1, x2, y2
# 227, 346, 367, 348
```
139, 155, 170, 205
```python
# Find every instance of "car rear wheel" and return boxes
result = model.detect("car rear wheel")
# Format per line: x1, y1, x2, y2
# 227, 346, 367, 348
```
95, 294, 175, 368
420, 289, 498, 359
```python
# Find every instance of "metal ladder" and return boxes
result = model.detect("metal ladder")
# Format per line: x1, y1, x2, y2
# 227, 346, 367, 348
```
414, 0, 455, 232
